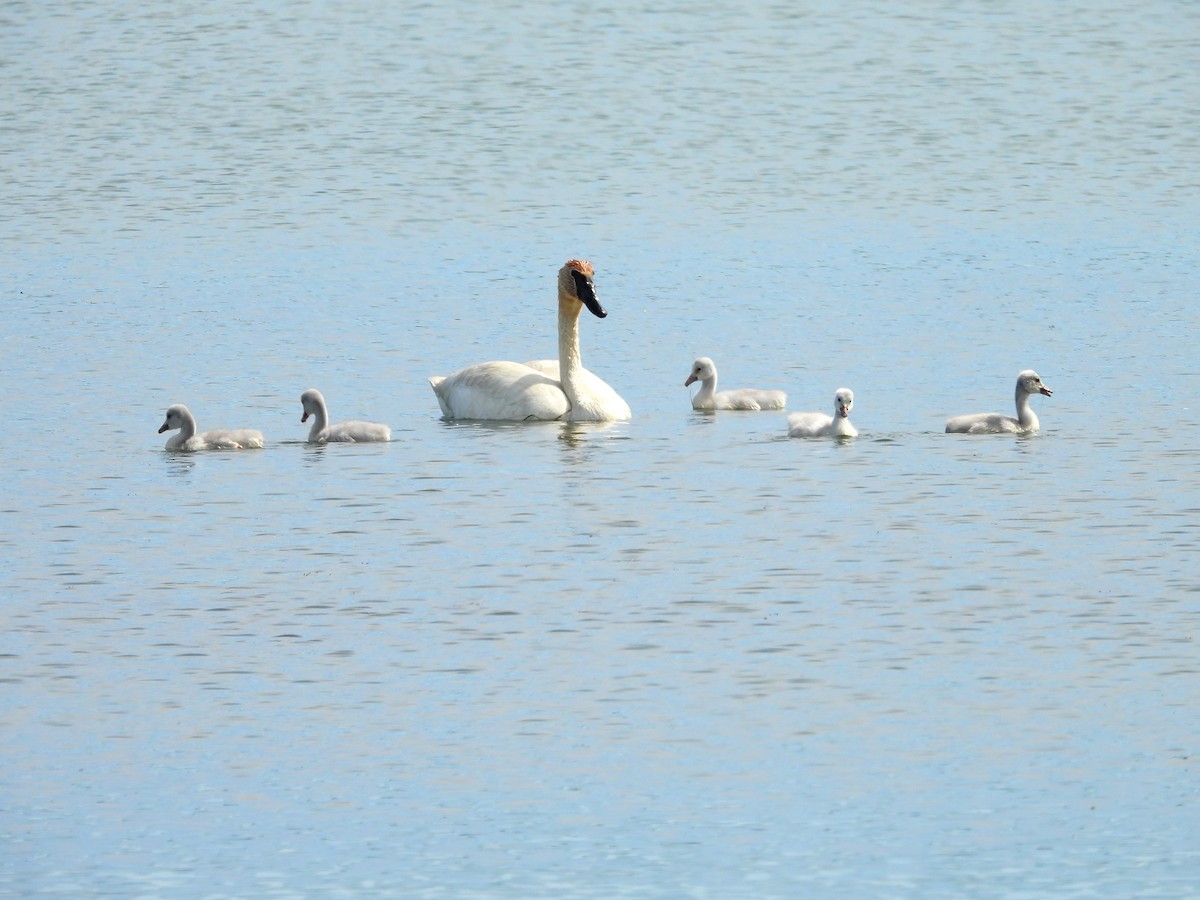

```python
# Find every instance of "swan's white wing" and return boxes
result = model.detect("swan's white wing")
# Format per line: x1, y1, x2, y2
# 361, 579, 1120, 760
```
521, 359, 560, 378
430, 361, 570, 421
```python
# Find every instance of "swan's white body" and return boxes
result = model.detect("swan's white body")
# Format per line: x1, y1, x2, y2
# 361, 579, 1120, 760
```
300, 389, 391, 443
158, 403, 264, 451
945, 370, 1052, 434
429, 260, 631, 422
787, 388, 858, 438
684, 357, 786, 410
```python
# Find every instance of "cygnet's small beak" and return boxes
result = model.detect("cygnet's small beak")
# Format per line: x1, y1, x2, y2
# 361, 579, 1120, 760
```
838, 406, 850, 418
1039, 385, 1053, 397
684, 374, 698, 387
157, 422, 169, 433
301, 412, 309, 423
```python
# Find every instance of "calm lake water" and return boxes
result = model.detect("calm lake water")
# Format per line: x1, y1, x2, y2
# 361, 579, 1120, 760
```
3, 0, 1199, 897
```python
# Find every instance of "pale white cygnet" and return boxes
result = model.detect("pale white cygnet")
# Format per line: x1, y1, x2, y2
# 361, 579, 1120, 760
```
158, 403, 265, 451
300, 389, 391, 443
684, 356, 787, 410
787, 388, 858, 438
945, 370, 1053, 434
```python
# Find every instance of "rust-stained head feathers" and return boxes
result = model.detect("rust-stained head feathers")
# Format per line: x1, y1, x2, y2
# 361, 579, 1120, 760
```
561, 258, 605, 319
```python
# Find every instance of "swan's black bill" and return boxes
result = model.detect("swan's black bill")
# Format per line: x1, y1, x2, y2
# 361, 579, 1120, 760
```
572, 270, 607, 318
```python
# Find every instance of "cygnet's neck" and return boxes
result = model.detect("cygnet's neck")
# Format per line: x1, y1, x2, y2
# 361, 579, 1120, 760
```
306, 401, 330, 441
692, 373, 718, 406
1015, 385, 1039, 430
178, 410, 197, 440
831, 413, 856, 437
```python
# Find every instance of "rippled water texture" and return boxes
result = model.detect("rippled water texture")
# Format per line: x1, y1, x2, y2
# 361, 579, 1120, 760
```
2, 0, 1198, 897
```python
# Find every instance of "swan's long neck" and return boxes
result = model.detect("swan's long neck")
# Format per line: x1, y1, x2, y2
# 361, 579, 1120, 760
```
1015, 385, 1039, 430
557, 292, 585, 404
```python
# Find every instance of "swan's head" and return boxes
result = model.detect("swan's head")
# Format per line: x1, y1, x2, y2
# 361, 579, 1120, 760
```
684, 357, 716, 387
300, 388, 324, 423
834, 388, 854, 418
158, 403, 189, 434
560, 258, 606, 319
1018, 370, 1052, 397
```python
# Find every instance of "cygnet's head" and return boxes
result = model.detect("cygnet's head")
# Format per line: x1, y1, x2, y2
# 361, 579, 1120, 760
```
1017, 370, 1053, 397
158, 404, 189, 434
834, 388, 854, 418
684, 357, 716, 387
300, 388, 325, 423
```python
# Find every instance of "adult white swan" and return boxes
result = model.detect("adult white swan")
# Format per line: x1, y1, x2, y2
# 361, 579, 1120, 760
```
300, 389, 391, 443
684, 357, 787, 410
787, 388, 858, 438
945, 369, 1052, 434
158, 403, 264, 451
429, 259, 631, 422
